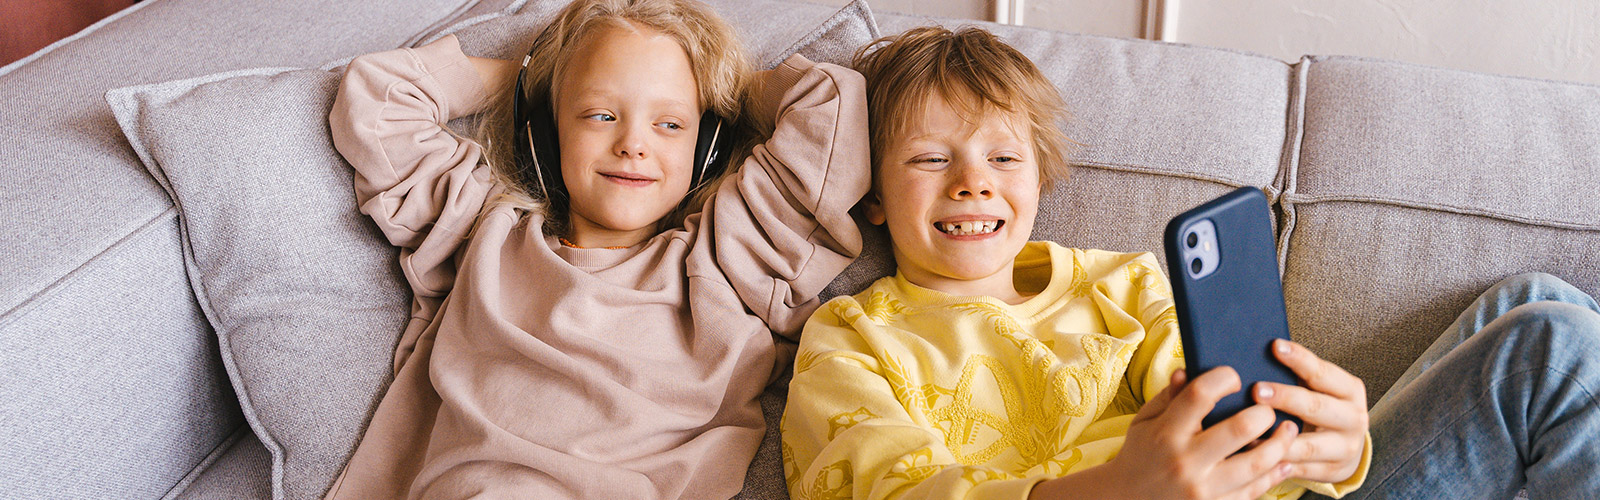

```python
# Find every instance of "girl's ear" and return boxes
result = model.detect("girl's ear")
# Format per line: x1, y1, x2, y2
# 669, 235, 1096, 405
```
865, 190, 886, 225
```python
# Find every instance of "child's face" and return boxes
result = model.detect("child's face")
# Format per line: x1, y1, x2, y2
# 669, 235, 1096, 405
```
554, 24, 701, 247
867, 94, 1040, 296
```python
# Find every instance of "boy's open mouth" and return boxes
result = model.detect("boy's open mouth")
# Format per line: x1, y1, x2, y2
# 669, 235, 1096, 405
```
934, 220, 1004, 236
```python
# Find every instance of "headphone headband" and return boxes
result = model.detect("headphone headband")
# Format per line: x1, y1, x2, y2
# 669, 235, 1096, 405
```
511, 45, 735, 214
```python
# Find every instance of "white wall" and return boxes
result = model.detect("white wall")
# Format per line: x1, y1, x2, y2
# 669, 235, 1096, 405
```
801, 0, 1600, 85
1172, 0, 1600, 85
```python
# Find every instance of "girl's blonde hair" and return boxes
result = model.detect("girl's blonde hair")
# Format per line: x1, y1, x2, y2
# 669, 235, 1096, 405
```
851, 26, 1075, 192
475, 0, 752, 236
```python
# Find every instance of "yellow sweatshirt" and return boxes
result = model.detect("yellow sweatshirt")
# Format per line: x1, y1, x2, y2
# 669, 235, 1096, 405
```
781, 242, 1366, 500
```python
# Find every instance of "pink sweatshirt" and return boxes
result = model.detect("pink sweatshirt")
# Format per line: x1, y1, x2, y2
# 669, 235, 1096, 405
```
323, 35, 868, 499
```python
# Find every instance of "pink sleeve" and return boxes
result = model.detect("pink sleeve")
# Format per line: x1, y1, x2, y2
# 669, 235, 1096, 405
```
329, 34, 500, 301
698, 54, 872, 340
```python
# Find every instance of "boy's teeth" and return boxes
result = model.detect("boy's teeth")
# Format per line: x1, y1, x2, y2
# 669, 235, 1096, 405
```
936, 220, 1000, 236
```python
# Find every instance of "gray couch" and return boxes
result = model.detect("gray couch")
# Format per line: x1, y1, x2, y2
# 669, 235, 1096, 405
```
2, 0, 1595, 498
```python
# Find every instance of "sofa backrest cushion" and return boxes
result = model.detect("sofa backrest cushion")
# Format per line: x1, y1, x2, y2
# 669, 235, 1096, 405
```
1282, 55, 1600, 403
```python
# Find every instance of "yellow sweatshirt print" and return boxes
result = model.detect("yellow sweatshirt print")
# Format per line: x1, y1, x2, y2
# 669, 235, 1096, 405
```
781, 242, 1366, 500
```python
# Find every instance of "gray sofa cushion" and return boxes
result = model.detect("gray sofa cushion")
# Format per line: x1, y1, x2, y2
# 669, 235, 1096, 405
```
434, 0, 871, 67
125, 2, 881, 499
826, 13, 1295, 300
0, 0, 481, 329
0, 214, 238, 500
108, 67, 414, 500
0, 1, 485, 498
165, 429, 273, 500
1282, 55, 1600, 404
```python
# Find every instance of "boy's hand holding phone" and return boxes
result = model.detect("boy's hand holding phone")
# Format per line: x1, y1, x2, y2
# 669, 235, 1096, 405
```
1254, 339, 1369, 485
1115, 368, 1300, 500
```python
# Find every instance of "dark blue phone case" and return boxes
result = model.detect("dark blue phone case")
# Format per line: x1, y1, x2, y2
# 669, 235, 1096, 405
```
1163, 187, 1301, 431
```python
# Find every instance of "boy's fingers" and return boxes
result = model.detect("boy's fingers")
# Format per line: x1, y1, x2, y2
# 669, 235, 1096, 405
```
1286, 431, 1365, 464
1166, 367, 1242, 429
1234, 462, 1293, 500
1254, 383, 1364, 430
1194, 404, 1280, 464
1135, 369, 1187, 423
1287, 460, 1361, 485
1213, 420, 1297, 495
1274, 340, 1365, 401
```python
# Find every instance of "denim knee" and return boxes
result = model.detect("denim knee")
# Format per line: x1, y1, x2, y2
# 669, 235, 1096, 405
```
1495, 301, 1600, 363
1489, 273, 1596, 310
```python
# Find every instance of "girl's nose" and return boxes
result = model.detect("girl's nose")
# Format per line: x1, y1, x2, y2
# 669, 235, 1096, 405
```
615, 126, 648, 160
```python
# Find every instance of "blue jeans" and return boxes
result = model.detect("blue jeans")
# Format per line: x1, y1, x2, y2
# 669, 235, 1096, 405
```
1307, 273, 1600, 500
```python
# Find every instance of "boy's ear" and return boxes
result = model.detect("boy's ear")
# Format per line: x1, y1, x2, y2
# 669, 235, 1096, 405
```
864, 190, 886, 225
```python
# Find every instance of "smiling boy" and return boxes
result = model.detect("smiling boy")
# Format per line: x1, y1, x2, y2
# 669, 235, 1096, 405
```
779, 26, 1369, 500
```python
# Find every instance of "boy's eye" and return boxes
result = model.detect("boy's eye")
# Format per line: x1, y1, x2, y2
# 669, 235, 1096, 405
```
990, 155, 1025, 168
584, 113, 616, 122
657, 121, 684, 130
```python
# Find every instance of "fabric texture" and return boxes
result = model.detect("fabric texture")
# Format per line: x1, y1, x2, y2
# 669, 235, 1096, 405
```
1283, 55, 1600, 403
0, 0, 475, 320
167, 429, 274, 500
0, 0, 484, 496
0, 214, 238, 500
786, 242, 1363, 500
107, 67, 413, 500
1305, 273, 1600, 499
321, 37, 869, 499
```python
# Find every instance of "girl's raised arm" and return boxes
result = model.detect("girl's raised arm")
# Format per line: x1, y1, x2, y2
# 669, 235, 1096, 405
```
695, 54, 872, 339
330, 35, 501, 302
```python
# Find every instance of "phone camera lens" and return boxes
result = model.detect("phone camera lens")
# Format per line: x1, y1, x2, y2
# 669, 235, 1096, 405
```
1186, 232, 1198, 248
1190, 258, 1203, 275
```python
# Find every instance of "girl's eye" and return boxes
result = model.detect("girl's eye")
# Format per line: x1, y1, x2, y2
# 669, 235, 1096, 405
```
584, 113, 616, 122
657, 121, 683, 130
911, 157, 948, 165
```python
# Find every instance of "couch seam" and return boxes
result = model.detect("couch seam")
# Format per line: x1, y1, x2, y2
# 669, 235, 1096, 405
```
414, 0, 530, 49
1070, 159, 1257, 189
0, 0, 159, 77
401, 0, 485, 48
1276, 57, 1311, 274
1306, 54, 1600, 91
0, 207, 178, 328
1281, 193, 1600, 232
158, 424, 252, 500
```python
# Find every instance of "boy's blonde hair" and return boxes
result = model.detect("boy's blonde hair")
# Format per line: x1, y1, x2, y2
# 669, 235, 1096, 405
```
852, 26, 1073, 191
476, 0, 752, 235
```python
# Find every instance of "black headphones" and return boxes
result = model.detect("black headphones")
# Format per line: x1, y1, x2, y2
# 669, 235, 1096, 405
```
511, 52, 736, 209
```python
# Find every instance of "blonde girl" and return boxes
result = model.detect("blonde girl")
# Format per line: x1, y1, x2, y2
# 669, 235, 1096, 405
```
323, 0, 869, 497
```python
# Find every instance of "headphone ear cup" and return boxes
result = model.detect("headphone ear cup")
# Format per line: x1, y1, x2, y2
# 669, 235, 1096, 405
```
528, 99, 565, 206
691, 111, 732, 189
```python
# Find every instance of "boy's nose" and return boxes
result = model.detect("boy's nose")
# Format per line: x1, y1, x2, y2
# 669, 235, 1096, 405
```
949, 163, 994, 199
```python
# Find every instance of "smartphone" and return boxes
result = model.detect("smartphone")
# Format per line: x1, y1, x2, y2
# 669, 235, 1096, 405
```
1162, 186, 1300, 431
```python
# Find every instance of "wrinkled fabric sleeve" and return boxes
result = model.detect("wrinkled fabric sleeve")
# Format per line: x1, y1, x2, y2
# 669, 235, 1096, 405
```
329, 34, 501, 366
698, 54, 870, 341
781, 302, 1048, 500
